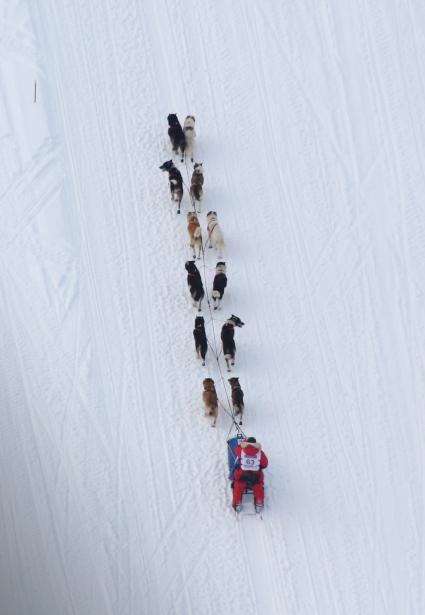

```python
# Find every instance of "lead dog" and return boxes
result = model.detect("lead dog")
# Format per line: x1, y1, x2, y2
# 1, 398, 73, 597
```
185, 261, 204, 311
193, 316, 208, 365
221, 315, 245, 372
167, 113, 186, 161
183, 115, 196, 162
212, 262, 227, 310
187, 212, 202, 259
206, 211, 225, 257
228, 377, 244, 425
202, 378, 218, 427
159, 160, 183, 213
190, 163, 204, 212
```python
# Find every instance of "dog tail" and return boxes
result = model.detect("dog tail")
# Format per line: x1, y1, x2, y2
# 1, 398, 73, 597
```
212, 290, 220, 300
194, 227, 202, 239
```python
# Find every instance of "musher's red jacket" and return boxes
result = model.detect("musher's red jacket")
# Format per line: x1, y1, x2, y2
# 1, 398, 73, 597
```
234, 441, 268, 477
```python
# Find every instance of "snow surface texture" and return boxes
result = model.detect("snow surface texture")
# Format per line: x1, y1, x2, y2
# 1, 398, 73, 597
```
1, 1, 425, 614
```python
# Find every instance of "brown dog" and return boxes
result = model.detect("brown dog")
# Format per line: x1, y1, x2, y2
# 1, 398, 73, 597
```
190, 163, 204, 211
187, 212, 202, 259
202, 378, 218, 427
228, 377, 244, 425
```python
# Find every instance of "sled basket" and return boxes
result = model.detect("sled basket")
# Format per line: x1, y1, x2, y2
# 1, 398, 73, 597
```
227, 435, 245, 481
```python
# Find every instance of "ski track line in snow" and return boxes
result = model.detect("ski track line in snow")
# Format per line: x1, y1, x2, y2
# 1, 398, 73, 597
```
357, 5, 425, 607
1, 283, 79, 615
0, 14, 116, 606
74, 3, 182, 610
251, 0, 379, 553
225, 5, 326, 612
89, 10, 166, 611
29, 3, 157, 613
32, 0, 122, 448
231, 3, 391, 612
1, 24, 117, 612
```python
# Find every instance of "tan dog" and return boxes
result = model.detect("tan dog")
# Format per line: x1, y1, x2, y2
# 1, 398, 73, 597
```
202, 378, 218, 427
187, 212, 203, 259
206, 211, 225, 258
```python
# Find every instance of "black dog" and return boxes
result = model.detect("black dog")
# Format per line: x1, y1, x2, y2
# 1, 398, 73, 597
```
159, 160, 184, 213
185, 261, 204, 311
167, 114, 186, 161
212, 262, 227, 310
221, 315, 245, 372
193, 316, 208, 366
228, 377, 244, 425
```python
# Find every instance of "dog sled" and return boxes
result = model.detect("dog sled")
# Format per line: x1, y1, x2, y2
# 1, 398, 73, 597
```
227, 435, 264, 516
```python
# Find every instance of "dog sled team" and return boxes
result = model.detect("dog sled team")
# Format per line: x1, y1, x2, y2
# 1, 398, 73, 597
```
161, 113, 268, 515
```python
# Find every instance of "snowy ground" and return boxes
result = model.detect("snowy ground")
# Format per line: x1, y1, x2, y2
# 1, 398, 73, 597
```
1, 1, 425, 614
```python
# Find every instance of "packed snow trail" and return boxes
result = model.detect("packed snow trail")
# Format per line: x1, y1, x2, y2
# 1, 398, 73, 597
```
1, 0, 425, 614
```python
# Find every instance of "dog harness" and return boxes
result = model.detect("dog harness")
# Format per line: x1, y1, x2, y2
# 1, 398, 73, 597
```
208, 223, 218, 237
240, 450, 261, 471
222, 323, 234, 336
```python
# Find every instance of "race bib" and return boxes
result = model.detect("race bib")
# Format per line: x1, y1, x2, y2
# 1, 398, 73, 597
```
241, 451, 261, 471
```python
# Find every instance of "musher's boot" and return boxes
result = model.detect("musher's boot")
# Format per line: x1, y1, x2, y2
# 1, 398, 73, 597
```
232, 504, 242, 513
255, 501, 264, 514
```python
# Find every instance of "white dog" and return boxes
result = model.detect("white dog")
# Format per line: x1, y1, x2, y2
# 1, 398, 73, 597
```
206, 211, 225, 257
183, 115, 196, 162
